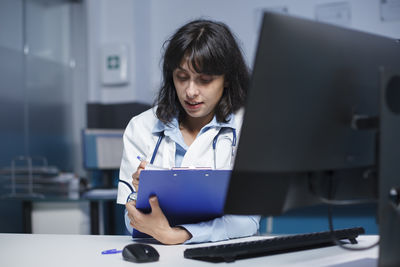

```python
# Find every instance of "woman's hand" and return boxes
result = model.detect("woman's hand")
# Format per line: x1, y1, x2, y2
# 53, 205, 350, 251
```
125, 196, 192, 244
132, 161, 147, 192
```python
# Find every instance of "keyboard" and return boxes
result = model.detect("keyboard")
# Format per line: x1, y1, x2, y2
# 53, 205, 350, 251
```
184, 227, 365, 262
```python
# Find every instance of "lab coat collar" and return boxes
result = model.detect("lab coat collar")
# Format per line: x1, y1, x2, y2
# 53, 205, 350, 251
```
151, 113, 236, 135
200, 114, 236, 134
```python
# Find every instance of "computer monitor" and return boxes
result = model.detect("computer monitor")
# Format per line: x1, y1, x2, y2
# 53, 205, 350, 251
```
224, 12, 400, 266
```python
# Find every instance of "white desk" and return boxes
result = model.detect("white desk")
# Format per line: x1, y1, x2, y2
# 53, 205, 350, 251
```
0, 233, 378, 267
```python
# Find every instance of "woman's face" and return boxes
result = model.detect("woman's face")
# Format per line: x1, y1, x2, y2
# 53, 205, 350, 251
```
173, 61, 225, 124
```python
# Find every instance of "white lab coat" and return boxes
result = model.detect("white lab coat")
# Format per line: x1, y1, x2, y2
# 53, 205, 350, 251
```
117, 106, 243, 204
117, 106, 260, 243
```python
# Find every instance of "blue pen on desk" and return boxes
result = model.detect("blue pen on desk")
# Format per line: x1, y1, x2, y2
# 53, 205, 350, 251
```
101, 249, 122, 255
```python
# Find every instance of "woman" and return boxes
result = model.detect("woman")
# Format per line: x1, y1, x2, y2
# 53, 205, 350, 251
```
117, 19, 260, 244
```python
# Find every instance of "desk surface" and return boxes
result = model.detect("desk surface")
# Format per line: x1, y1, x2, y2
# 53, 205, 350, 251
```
0, 233, 378, 267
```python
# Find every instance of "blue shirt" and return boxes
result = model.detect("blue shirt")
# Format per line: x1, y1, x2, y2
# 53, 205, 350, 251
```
152, 114, 237, 167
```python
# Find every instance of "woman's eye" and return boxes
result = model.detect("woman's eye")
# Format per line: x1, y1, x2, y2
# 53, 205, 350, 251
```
199, 76, 213, 83
177, 75, 188, 81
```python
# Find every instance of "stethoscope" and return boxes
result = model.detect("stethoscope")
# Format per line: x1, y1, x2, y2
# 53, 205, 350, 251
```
119, 127, 237, 199
151, 127, 237, 169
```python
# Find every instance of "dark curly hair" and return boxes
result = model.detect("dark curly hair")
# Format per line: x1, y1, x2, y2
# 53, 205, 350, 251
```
154, 19, 250, 124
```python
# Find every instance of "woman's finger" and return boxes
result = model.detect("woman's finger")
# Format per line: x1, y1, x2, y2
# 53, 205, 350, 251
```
131, 161, 147, 191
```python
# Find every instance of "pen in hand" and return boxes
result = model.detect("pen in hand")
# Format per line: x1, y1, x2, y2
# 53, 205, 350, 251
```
137, 155, 147, 162
136, 155, 168, 170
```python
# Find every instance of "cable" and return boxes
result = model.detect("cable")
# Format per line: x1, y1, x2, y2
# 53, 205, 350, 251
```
325, 172, 379, 251
307, 173, 379, 250
327, 204, 379, 251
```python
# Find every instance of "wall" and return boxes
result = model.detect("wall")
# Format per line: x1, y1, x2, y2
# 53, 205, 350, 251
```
148, 0, 400, 99
86, 0, 154, 104
86, 0, 400, 105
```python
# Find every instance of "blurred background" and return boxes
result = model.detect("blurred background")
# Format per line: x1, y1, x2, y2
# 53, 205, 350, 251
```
0, 0, 399, 235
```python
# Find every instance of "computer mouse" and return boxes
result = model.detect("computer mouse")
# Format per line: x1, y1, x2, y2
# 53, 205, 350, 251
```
122, 243, 160, 263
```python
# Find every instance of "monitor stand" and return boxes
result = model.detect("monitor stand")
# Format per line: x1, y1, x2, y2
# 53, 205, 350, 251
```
378, 68, 400, 267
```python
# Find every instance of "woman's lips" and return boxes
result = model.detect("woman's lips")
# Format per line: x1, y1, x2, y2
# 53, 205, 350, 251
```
185, 100, 203, 110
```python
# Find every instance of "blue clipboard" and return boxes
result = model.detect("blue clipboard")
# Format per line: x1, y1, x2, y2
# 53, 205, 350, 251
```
132, 169, 231, 238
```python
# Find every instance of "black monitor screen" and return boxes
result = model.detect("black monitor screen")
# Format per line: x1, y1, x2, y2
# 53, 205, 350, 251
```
224, 12, 400, 216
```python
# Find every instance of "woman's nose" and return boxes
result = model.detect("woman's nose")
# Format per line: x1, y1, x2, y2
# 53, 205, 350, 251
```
186, 80, 199, 98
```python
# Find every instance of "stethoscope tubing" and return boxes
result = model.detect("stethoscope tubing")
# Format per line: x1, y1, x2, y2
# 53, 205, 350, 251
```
151, 128, 236, 168
120, 127, 236, 194
150, 133, 165, 164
